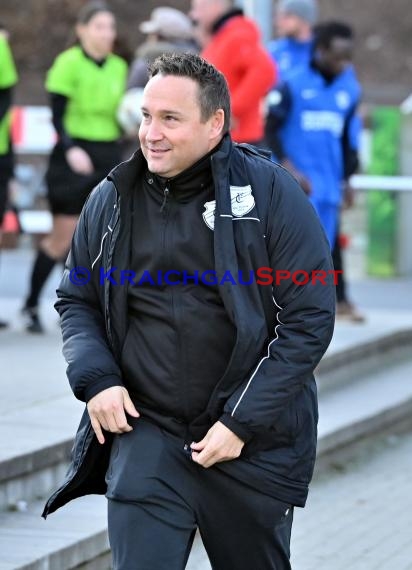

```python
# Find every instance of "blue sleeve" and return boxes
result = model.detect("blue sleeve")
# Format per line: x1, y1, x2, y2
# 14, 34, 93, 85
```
348, 112, 362, 151
266, 82, 292, 122
342, 104, 362, 178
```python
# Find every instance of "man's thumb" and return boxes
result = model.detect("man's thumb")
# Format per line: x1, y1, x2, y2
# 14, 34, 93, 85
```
191, 437, 206, 450
122, 390, 140, 417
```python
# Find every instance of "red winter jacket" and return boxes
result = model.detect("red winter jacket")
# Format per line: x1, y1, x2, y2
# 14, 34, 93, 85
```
202, 11, 276, 143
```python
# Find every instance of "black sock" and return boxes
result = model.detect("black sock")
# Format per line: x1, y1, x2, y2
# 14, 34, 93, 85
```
25, 249, 57, 309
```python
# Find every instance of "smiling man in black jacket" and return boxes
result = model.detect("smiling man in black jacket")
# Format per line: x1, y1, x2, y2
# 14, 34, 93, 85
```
43, 52, 335, 569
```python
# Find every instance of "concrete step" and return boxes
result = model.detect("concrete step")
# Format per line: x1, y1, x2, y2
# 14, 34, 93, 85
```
0, 495, 209, 570
317, 354, 412, 458
0, 495, 109, 570
0, 395, 82, 512
316, 328, 412, 394
2, 352, 412, 569
0, 295, 80, 512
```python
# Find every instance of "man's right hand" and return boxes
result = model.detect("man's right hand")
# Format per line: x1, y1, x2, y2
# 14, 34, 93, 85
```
87, 386, 140, 444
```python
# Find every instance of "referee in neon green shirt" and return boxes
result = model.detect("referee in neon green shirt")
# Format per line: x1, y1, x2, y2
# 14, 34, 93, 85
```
23, 1, 127, 333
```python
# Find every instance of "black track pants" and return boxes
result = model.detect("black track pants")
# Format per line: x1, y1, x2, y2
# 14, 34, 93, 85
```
106, 419, 294, 570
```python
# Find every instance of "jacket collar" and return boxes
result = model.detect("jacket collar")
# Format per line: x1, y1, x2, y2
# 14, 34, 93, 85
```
106, 149, 144, 197
211, 8, 243, 35
145, 138, 225, 201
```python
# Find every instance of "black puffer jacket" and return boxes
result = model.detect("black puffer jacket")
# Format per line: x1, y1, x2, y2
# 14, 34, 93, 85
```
43, 135, 335, 517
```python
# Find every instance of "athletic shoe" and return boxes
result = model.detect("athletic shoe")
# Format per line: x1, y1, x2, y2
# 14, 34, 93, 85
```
21, 306, 44, 334
336, 301, 366, 323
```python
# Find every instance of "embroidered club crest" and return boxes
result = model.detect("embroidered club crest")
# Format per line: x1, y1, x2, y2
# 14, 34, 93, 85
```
230, 185, 255, 217
335, 90, 350, 110
202, 185, 255, 230
202, 200, 216, 230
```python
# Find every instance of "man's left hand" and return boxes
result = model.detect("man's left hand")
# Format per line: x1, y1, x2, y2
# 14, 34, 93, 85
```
191, 421, 245, 468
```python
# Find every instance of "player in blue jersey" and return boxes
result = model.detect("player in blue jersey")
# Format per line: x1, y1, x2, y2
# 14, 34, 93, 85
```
267, 14, 365, 322
265, 21, 361, 252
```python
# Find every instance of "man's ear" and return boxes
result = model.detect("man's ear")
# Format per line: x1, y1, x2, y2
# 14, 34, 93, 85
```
75, 23, 84, 43
209, 109, 225, 139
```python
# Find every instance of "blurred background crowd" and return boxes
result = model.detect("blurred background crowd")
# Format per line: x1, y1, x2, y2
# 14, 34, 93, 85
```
1, 0, 412, 328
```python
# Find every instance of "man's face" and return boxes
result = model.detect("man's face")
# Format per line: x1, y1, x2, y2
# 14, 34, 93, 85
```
275, 11, 304, 38
316, 37, 353, 78
190, 0, 224, 32
139, 74, 223, 178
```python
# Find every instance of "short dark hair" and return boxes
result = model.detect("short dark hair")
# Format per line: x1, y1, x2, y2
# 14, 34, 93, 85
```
313, 21, 353, 50
149, 52, 231, 134
77, 1, 113, 25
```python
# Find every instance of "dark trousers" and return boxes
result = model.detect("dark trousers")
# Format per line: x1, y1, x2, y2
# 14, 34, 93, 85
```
106, 419, 293, 570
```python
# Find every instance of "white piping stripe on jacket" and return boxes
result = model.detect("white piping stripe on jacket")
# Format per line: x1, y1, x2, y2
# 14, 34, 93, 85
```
232, 217, 260, 222
219, 214, 261, 222
91, 230, 110, 270
231, 293, 284, 417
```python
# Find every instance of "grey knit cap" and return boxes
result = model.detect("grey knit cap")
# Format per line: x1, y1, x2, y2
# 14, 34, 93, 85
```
277, 0, 318, 24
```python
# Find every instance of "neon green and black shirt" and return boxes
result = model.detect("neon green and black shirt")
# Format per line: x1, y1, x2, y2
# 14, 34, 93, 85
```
0, 36, 18, 155
45, 46, 128, 142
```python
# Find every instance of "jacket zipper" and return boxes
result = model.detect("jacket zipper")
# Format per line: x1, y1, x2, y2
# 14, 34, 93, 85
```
160, 186, 170, 213
159, 188, 188, 420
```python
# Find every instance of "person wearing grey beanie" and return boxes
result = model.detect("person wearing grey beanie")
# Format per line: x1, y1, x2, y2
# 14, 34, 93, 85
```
267, 0, 318, 82
277, 0, 318, 26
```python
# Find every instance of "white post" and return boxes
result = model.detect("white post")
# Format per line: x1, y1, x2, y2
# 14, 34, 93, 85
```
236, 0, 273, 44
399, 110, 412, 276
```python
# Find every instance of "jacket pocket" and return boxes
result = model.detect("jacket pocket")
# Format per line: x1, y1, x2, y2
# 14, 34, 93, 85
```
242, 401, 300, 458
273, 402, 300, 442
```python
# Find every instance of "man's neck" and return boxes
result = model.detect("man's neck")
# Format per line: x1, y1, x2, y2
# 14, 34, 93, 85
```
311, 60, 338, 84
292, 25, 313, 42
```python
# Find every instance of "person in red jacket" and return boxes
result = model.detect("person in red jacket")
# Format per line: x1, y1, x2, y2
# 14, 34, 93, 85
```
190, 0, 276, 145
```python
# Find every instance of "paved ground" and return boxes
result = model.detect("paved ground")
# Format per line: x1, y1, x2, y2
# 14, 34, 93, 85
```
292, 430, 412, 570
